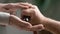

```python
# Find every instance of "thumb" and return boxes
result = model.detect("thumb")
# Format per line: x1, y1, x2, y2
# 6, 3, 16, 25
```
29, 24, 44, 31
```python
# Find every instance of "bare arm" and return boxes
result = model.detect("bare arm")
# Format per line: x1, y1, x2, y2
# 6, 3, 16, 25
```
40, 17, 60, 34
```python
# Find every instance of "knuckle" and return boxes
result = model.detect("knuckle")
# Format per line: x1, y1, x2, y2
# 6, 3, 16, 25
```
8, 3, 14, 5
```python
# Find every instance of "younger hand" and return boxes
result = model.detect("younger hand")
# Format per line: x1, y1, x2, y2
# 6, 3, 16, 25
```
18, 3, 45, 31
20, 3, 45, 25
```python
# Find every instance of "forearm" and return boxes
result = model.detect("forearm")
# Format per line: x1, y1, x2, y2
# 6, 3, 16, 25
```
42, 17, 60, 34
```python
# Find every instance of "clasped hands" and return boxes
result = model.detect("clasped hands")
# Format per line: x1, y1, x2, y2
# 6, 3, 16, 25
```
0, 3, 45, 31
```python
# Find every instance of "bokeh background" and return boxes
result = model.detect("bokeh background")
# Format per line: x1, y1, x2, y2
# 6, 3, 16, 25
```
0, 0, 60, 34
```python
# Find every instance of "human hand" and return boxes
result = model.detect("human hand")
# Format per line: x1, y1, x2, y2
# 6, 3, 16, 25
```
9, 15, 32, 30
17, 3, 45, 31
19, 3, 45, 25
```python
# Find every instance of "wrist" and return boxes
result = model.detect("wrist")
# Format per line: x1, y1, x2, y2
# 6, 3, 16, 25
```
37, 13, 46, 24
41, 17, 48, 24
38, 15, 49, 27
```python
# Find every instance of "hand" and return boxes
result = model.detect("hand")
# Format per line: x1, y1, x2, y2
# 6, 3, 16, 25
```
20, 3, 45, 25
9, 15, 32, 30
18, 3, 45, 31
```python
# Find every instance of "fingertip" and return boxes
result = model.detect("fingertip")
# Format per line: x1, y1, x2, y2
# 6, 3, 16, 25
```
30, 24, 44, 31
36, 24, 44, 29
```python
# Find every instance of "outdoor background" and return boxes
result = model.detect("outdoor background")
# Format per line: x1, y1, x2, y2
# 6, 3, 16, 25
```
0, 0, 60, 34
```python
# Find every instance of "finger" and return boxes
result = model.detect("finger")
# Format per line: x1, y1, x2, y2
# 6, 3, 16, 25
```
3, 3, 18, 10
19, 3, 36, 9
3, 3, 33, 10
16, 4, 30, 9
1, 8, 16, 15
9, 9, 17, 15
21, 9, 31, 16
3, 4, 12, 10
18, 21, 32, 29
20, 3, 32, 7
10, 24, 31, 31
15, 3, 33, 9
12, 21, 32, 31
21, 9, 34, 22
29, 24, 44, 31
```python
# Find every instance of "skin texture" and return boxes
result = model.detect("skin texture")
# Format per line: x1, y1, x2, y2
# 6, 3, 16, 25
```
0, 3, 60, 34
0, 3, 44, 31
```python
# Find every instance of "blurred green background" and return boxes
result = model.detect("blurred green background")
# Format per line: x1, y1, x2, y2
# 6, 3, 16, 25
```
0, 0, 60, 34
